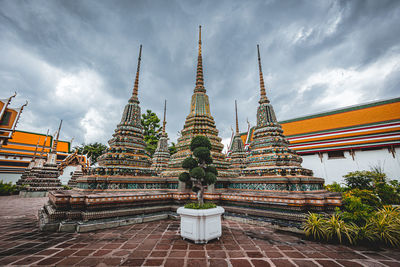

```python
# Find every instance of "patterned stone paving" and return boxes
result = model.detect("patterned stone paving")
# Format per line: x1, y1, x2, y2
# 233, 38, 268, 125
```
0, 196, 399, 267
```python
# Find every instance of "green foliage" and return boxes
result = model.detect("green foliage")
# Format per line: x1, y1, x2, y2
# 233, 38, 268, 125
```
344, 171, 376, 190
375, 180, 400, 205
193, 147, 210, 161
179, 172, 190, 183
74, 142, 107, 164
184, 202, 217, 209
303, 213, 327, 241
168, 142, 177, 155
204, 172, 217, 185
0, 180, 19, 195
190, 167, 205, 179
348, 189, 381, 207
141, 109, 161, 156
304, 206, 400, 247
341, 194, 374, 225
62, 185, 72, 190
190, 135, 211, 151
324, 213, 356, 244
325, 182, 346, 192
182, 157, 197, 169
367, 206, 400, 247
205, 166, 218, 176
306, 168, 400, 248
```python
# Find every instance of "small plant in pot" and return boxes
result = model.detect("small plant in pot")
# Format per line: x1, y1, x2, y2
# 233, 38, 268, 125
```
177, 135, 224, 243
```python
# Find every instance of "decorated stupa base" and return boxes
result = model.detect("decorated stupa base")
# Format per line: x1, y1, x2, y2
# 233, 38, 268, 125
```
40, 186, 340, 232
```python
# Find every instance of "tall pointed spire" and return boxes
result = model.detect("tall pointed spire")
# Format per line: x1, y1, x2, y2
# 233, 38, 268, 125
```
235, 100, 239, 134
194, 25, 205, 92
162, 100, 167, 134
52, 120, 63, 152
132, 44, 142, 100
32, 138, 41, 161
257, 45, 269, 104
39, 130, 49, 158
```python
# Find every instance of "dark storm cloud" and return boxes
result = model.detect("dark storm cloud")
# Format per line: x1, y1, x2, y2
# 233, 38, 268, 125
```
1, 0, 399, 149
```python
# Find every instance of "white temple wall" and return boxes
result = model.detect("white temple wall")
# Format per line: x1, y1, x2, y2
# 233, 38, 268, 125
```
301, 147, 400, 185
0, 173, 21, 184
59, 166, 77, 185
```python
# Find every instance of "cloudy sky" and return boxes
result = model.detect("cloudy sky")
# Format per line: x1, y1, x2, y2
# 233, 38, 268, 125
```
1, 0, 399, 151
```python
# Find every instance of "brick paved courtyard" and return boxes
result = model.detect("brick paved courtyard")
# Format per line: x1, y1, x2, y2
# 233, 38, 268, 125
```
0, 195, 399, 266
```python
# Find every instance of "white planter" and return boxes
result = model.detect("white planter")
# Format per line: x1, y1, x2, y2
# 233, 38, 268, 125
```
177, 206, 224, 244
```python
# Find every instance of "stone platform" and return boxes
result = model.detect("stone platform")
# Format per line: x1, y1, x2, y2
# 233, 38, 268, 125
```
39, 186, 341, 233
1, 195, 399, 267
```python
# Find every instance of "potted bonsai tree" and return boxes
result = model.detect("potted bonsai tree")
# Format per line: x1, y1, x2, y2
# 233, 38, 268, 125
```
177, 135, 224, 244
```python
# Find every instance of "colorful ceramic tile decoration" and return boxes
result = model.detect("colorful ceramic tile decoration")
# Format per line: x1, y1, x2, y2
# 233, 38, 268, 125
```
151, 100, 171, 173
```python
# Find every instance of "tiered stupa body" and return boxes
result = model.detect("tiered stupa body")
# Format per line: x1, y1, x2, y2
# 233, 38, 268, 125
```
229, 101, 247, 172
24, 123, 63, 192
92, 45, 154, 177
241, 45, 323, 191
151, 100, 170, 173
161, 26, 236, 178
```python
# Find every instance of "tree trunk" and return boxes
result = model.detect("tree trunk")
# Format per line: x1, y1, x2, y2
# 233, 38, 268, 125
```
198, 185, 204, 206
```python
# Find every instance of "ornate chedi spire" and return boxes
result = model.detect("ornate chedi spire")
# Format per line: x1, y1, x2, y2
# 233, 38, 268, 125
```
242, 45, 323, 192
162, 26, 236, 178
151, 100, 170, 173
229, 100, 247, 171
16, 137, 40, 186
94, 45, 153, 177
46, 120, 63, 166
24, 125, 63, 193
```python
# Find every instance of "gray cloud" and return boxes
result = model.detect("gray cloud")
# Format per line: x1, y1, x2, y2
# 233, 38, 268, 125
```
1, 0, 399, 149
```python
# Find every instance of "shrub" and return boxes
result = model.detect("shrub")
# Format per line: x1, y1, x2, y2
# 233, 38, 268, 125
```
0, 180, 18, 195
367, 206, 400, 247
180, 136, 217, 206
184, 202, 216, 209
182, 157, 198, 170
341, 194, 374, 225
343, 171, 376, 190
325, 182, 346, 192
324, 213, 356, 244
303, 213, 326, 241
190, 136, 211, 151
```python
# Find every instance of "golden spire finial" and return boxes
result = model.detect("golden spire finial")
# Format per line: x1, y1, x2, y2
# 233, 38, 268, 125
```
235, 100, 239, 134
132, 44, 142, 97
194, 26, 205, 92
162, 100, 167, 134
257, 44, 269, 104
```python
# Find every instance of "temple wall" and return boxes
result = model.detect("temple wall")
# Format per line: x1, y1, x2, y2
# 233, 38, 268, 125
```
301, 147, 400, 184
59, 165, 77, 185
0, 173, 21, 184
